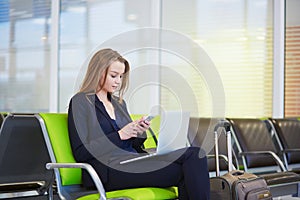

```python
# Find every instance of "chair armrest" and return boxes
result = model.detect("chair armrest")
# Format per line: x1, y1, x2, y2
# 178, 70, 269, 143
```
207, 154, 237, 170
207, 154, 228, 162
281, 149, 300, 153
239, 151, 286, 171
46, 163, 106, 200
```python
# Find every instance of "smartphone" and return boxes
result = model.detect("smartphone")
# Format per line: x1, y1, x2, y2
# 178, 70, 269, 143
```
144, 115, 155, 122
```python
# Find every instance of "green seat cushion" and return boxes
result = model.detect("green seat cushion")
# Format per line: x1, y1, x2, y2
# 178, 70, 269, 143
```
78, 187, 177, 200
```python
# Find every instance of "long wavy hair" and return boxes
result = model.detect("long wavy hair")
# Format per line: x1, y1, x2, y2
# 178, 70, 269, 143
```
79, 48, 130, 102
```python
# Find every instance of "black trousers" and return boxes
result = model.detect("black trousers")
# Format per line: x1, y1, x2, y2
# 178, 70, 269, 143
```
105, 147, 210, 200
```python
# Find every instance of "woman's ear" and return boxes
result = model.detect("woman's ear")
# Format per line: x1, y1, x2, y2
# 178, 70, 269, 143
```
99, 71, 106, 86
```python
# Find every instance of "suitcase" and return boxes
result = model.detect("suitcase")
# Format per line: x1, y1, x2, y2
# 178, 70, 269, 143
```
210, 120, 273, 200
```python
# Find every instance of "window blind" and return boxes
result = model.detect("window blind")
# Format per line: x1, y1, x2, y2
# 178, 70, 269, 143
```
285, 25, 300, 116
161, 0, 273, 118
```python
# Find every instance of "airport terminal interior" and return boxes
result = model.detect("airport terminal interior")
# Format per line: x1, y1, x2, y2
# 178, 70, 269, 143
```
1, 0, 300, 199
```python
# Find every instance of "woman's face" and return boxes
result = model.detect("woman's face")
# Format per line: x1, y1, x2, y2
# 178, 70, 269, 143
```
101, 61, 125, 93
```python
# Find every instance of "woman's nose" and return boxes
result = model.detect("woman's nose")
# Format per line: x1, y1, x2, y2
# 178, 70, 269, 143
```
116, 77, 121, 83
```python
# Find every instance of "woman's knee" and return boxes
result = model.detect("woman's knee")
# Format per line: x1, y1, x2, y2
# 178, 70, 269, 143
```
186, 146, 207, 160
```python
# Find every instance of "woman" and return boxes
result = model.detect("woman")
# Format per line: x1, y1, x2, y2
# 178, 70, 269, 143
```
68, 48, 210, 200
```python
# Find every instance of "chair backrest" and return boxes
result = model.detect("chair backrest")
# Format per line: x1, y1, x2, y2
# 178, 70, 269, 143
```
0, 112, 8, 129
0, 113, 4, 128
0, 114, 54, 198
188, 118, 235, 174
130, 114, 161, 149
269, 118, 300, 166
37, 113, 81, 186
228, 118, 280, 172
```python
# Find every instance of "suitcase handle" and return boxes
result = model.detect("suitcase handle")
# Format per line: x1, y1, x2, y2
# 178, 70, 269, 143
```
214, 120, 230, 132
214, 119, 233, 176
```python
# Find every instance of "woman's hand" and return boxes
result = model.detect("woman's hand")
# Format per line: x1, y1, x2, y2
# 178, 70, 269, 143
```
118, 118, 151, 140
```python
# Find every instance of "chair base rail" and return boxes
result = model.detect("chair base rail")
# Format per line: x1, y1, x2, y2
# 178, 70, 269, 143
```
269, 182, 300, 197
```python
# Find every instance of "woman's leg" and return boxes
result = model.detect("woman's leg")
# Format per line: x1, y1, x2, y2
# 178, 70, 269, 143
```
106, 161, 184, 190
105, 147, 210, 200
175, 147, 210, 199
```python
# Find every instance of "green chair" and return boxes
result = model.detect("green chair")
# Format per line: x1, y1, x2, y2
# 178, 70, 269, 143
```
36, 113, 177, 200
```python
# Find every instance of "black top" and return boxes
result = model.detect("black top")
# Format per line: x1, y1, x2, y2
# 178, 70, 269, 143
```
94, 94, 136, 153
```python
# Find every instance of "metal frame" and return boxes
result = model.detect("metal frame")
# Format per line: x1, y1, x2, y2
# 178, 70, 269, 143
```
273, 0, 286, 118
49, 0, 60, 112
266, 119, 290, 170
45, 163, 106, 200
35, 114, 64, 199
266, 119, 300, 171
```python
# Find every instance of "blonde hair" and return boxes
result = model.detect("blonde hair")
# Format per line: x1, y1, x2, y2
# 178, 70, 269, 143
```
79, 48, 130, 102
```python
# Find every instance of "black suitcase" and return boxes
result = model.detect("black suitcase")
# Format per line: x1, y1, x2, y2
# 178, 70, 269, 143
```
210, 120, 272, 200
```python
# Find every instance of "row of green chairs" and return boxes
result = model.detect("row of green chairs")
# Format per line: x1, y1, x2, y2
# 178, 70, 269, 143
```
3, 112, 300, 199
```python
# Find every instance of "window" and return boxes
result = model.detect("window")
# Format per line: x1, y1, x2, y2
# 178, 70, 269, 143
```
58, 0, 157, 113
1, 0, 299, 118
285, 0, 300, 117
161, 0, 273, 117
0, 0, 51, 112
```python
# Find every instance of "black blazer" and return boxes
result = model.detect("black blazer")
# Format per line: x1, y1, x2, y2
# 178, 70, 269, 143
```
68, 92, 146, 187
